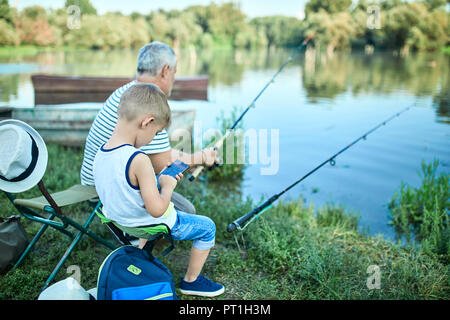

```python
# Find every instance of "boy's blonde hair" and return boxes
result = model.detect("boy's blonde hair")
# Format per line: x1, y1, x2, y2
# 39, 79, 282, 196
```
118, 83, 171, 128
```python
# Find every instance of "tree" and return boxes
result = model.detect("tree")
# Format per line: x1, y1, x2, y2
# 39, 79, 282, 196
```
0, 0, 13, 25
15, 6, 57, 46
0, 19, 19, 45
304, 9, 355, 55
378, 0, 404, 10
421, 0, 447, 10
64, 0, 97, 15
251, 16, 303, 49
305, 0, 352, 16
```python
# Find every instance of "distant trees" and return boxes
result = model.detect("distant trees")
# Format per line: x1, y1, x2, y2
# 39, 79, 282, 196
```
0, 0, 13, 25
0, 0, 448, 53
304, 0, 449, 54
305, 0, 352, 16
64, 0, 97, 16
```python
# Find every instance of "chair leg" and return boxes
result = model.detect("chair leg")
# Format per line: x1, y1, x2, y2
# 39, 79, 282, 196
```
12, 220, 50, 270
41, 211, 116, 290
42, 228, 84, 291
65, 211, 117, 250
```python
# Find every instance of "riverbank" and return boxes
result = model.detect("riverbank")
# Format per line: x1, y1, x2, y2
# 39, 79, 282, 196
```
0, 45, 92, 58
0, 144, 447, 300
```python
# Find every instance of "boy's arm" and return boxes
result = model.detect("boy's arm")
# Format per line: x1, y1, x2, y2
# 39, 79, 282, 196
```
130, 153, 175, 218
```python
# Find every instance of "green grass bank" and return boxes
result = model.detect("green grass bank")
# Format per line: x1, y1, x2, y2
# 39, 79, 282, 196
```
0, 144, 448, 300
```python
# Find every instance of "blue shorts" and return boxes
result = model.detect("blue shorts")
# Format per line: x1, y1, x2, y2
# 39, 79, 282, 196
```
170, 211, 216, 250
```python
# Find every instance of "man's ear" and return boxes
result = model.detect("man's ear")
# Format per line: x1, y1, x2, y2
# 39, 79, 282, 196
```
161, 64, 170, 79
141, 115, 155, 128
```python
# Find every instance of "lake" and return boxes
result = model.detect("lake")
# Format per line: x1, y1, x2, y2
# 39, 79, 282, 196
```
0, 47, 449, 240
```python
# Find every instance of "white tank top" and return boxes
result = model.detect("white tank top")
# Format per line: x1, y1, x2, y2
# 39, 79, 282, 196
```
93, 143, 177, 228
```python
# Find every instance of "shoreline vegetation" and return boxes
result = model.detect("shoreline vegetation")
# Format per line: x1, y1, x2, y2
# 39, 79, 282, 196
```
0, 0, 448, 56
0, 141, 448, 299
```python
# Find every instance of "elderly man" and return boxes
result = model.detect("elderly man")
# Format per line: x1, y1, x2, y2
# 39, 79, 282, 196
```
81, 41, 216, 214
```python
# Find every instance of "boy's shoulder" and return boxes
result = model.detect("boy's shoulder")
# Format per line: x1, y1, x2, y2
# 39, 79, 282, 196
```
129, 151, 153, 173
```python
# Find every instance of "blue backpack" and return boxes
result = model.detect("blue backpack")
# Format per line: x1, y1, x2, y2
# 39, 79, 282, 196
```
97, 240, 178, 300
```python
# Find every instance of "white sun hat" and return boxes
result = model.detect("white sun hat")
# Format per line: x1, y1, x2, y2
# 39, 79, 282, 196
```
38, 277, 93, 300
0, 119, 48, 193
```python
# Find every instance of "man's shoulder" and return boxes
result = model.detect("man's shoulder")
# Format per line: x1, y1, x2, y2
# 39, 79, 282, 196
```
106, 80, 136, 103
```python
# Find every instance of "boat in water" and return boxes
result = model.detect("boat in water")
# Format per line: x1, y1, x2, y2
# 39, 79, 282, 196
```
31, 74, 208, 104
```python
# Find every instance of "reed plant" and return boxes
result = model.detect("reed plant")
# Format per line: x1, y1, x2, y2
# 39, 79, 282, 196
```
389, 160, 449, 257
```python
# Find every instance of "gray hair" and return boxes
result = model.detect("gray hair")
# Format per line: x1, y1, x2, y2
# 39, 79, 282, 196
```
137, 41, 176, 77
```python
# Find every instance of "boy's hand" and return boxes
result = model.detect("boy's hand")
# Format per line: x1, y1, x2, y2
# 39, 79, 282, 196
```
158, 162, 183, 190
158, 174, 178, 191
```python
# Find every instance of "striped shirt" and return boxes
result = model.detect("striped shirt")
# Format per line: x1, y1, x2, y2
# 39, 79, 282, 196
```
80, 81, 171, 186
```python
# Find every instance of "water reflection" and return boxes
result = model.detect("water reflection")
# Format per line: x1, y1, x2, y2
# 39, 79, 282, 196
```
0, 48, 448, 239
1, 48, 448, 117
300, 51, 448, 105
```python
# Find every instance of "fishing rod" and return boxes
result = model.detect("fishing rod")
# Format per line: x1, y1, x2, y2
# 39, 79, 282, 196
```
227, 106, 412, 233
189, 34, 314, 181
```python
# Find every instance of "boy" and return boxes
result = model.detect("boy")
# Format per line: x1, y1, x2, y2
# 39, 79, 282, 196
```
93, 83, 224, 297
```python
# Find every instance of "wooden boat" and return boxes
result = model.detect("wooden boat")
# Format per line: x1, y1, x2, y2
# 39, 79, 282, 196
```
0, 106, 195, 147
31, 74, 208, 104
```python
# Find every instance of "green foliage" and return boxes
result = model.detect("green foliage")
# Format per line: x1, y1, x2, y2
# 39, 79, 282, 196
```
0, 19, 19, 46
0, 0, 12, 25
305, 0, 353, 16
203, 107, 247, 182
251, 16, 303, 48
304, 10, 355, 53
64, 14, 150, 49
1, 1, 448, 51
389, 160, 449, 256
383, 2, 449, 51
64, 0, 97, 15
0, 146, 448, 299
421, 0, 448, 10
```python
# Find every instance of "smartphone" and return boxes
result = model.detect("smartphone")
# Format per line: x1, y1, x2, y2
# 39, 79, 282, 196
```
157, 160, 190, 180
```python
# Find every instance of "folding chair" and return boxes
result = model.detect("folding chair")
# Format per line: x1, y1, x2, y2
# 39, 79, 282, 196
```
3, 182, 117, 290
94, 206, 175, 256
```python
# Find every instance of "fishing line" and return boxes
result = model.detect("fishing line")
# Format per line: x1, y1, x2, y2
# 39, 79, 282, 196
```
189, 34, 314, 181
227, 105, 413, 233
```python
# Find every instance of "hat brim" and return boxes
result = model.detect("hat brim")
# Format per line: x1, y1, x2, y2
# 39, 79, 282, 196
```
0, 119, 48, 193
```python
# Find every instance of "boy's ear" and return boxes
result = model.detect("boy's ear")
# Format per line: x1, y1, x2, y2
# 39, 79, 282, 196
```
141, 115, 155, 128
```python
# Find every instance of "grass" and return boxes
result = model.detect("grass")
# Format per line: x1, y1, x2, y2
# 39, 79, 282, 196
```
389, 160, 449, 257
442, 46, 450, 55
0, 144, 448, 300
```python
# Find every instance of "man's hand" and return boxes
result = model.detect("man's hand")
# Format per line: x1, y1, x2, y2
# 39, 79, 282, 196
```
201, 147, 218, 167
149, 148, 219, 174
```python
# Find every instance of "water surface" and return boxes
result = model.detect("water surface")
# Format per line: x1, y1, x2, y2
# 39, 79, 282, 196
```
1, 48, 448, 239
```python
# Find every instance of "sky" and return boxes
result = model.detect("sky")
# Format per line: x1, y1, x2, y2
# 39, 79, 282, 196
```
9, 0, 308, 18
